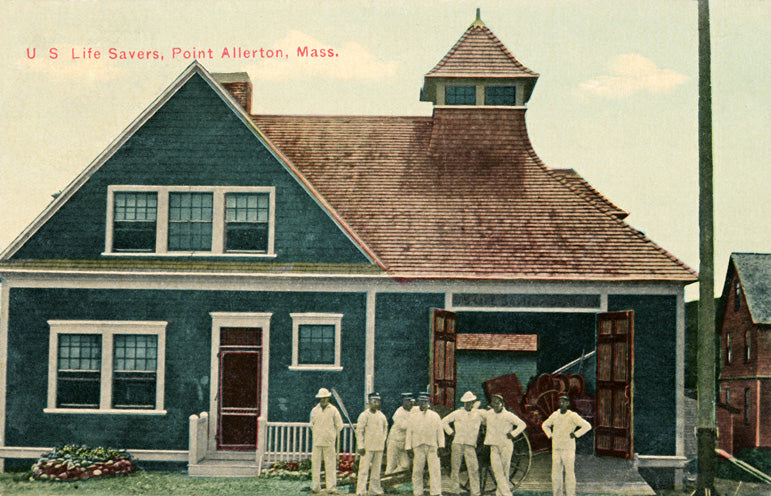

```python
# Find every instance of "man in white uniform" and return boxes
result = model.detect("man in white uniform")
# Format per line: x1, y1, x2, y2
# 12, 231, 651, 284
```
442, 391, 483, 496
385, 392, 414, 474
541, 395, 591, 496
482, 394, 527, 496
356, 392, 388, 496
310, 387, 343, 493
405, 393, 445, 496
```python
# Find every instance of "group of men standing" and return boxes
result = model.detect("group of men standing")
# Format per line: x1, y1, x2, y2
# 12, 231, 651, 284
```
309, 388, 591, 496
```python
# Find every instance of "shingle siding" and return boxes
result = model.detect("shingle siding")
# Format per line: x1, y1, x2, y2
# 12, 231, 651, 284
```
12, 74, 369, 265
5, 287, 367, 448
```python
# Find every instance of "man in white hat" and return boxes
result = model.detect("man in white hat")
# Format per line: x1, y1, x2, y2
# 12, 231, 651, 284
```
481, 394, 527, 496
442, 391, 483, 496
541, 394, 591, 496
405, 393, 445, 496
385, 392, 415, 475
356, 392, 388, 496
310, 387, 343, 493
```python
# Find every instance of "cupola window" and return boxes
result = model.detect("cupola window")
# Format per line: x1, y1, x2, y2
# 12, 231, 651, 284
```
445, 85, 476, 105
485, 85, 516, 105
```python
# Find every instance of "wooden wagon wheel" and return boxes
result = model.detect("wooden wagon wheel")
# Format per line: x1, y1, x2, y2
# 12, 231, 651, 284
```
459, 431, 532, 494
534, 389, 561, 419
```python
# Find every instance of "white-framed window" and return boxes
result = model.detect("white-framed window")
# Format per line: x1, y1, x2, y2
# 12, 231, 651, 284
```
104, 185, 276, 257
46, 320, 167, 415
289, 313, 343, 371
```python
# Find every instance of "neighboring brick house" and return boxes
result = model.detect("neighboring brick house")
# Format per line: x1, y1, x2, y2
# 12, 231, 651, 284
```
717, 253, 771, 454
0, 12, 696, 475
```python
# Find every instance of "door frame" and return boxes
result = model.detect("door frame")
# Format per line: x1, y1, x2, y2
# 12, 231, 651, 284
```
209, 312, 272, 453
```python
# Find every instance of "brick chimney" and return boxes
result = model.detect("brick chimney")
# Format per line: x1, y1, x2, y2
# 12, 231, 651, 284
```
212, 72, 252, 113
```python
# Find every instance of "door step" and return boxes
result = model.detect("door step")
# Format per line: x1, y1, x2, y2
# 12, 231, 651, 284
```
188, 451, 261, 477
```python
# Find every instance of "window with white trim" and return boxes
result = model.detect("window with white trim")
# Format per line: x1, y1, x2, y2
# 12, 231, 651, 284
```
289, 313, 343, 371
105, 186, 276, 257
47, 321, 166, 414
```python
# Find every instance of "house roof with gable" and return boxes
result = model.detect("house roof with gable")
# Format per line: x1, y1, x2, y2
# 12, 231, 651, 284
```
729, 253, 771, 324
0, 15, 696, 284
425, 13, 538, 79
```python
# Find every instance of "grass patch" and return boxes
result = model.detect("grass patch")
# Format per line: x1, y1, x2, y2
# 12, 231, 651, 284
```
0, 470, 319, 496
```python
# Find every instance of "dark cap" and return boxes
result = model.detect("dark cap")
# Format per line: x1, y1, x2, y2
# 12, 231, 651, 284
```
368, 392, 382, 401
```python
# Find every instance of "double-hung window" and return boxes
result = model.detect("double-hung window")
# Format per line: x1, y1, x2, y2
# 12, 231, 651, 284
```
289, 313, 343, 371
47, 321, 166, 414
113, 192, 157, 251
168, 192, 213, 251
225, 193, 270, 252
105, 186, 275, 256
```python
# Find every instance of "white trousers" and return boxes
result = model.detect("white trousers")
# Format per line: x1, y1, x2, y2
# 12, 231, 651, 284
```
385, 435, 411, 474
412, 445, 442, 496
449, 443, 480, 496
551, 449, 576, 496
356, 450, 384, 495
311, 444, 337, 492
489, 443, 513, 496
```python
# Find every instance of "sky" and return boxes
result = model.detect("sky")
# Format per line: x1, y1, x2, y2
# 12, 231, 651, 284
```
0, 0, 768, 301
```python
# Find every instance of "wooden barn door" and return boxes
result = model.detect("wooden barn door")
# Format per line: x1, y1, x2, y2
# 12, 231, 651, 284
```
595, 311, 634, 458
217, 328, 262, 450
429, 309, 457, 409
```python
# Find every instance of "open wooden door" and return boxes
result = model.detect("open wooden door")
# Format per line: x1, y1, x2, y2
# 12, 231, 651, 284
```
429, 309, 457, 409
595, 311, 634, 458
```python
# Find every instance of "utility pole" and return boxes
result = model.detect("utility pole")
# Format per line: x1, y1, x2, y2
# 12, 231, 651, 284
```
695, 0, 718, 495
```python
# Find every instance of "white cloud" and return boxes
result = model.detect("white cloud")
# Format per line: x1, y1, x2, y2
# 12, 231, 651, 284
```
245, 30, 398, 81
578, 54, 688, 98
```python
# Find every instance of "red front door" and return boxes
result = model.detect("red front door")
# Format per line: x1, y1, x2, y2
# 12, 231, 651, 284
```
217, 328, 262, 450
429, 309, 457, 409
595, 311, 634, 458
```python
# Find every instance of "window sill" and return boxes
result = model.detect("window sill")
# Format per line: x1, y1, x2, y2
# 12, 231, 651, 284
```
102, 252, 277, 258
44, 408, 167, 415
288, 365, 343, 372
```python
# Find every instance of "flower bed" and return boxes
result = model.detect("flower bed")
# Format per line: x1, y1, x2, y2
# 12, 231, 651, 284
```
31, 445, 136, 481
260, 452, 358, 481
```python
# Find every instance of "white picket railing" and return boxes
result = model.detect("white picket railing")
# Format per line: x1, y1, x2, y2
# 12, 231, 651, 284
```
188, 412, 209, 465
262, 421, 357, 464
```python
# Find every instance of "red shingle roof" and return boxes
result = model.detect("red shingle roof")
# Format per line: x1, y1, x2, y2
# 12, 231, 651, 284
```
426, 23, 538, 79
551, 169, 629, 219
457, 333, 538, 352
252, 108, 696, 282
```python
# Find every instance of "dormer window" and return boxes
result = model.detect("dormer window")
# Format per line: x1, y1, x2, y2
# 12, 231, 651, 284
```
105, 185, 276, 257
445, 85, 476, 105
485, 85, 516, 105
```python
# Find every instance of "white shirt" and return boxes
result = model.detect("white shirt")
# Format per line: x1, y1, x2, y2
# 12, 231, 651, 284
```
542, 409, 591, 451
405, 408, 445, 450
310, 403, 343, 447
357, 408, 388, 451
389, 406, 414, 442
482, 408, 527, 447
442, 407, 484, 446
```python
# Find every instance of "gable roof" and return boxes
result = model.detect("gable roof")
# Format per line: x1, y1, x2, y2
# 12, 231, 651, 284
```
426, 16, 538, 79
253, 107, 696, 281
729, 253, 771, 324
0, 61, 383, 268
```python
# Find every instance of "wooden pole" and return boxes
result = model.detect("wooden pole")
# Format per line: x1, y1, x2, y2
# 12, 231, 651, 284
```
695, 0, 718, 494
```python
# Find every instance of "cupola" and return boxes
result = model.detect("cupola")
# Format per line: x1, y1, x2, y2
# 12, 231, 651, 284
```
420, 9, 539, 107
